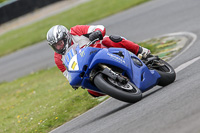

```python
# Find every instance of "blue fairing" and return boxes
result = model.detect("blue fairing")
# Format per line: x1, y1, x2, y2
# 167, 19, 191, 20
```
63, 44, 103, 92
63, 44, 160, 93
89, 48, 160, 92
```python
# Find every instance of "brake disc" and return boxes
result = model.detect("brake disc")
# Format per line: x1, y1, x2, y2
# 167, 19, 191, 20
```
108, 77, 133, 91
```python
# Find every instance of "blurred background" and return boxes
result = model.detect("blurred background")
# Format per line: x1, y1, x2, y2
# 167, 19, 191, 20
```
0, 0, 62, 24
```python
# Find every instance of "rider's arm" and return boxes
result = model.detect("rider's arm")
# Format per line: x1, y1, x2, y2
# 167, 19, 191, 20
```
54, 52, 68, 78
70, 25, 106, 37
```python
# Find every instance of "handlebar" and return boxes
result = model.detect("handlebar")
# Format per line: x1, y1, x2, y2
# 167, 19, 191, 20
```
84, 38, 100, 48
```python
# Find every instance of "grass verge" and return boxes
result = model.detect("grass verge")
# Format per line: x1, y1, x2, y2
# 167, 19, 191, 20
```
0, 0, 6, 3
0, 67, 108, 133
0, 0, 150, 57
139, 36, 181, 60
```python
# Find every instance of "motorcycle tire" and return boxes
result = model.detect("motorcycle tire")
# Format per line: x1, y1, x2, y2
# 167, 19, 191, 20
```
155, 59, 176, 86
94, 73, 142, 103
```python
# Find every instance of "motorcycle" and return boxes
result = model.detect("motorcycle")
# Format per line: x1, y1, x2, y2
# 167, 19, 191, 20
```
63, 39, 176, 103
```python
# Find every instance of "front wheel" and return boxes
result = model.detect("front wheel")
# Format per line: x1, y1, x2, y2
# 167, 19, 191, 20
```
94, 73, 142, 103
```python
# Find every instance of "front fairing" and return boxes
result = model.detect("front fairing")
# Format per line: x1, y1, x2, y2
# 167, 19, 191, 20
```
63, 43, 101, 88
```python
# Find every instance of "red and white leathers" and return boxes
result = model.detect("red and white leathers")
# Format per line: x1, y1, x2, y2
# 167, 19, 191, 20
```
54, 25, 140, 97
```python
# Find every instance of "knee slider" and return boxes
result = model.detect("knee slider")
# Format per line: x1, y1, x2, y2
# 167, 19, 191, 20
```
109, 35, 123, 43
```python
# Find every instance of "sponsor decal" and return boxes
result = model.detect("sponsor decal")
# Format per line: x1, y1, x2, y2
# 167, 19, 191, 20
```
71, 61, 77, 70
90, 50, 98, 55
107, 53, 125, 64
80, 51, 85, 57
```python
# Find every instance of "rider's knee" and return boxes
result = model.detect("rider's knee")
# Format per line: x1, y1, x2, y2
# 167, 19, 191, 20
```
109, 35, 123, 43
87, 90, 105, 97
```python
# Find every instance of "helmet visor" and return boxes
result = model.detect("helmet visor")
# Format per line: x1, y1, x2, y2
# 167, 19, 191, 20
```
51, 40, 66, 54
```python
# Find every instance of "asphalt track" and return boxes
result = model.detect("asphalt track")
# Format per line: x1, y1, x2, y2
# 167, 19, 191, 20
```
1, 0, 200, 132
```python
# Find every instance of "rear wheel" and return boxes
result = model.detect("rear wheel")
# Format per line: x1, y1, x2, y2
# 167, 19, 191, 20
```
94, 73, 142, 103
156, 59, 176, 86
146, 57, 176, 86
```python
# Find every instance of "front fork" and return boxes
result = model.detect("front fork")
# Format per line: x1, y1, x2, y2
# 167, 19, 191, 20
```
91, 64, 128, 84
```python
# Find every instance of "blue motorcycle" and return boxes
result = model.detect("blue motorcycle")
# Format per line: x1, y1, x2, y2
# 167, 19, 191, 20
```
63, 39, 176, 103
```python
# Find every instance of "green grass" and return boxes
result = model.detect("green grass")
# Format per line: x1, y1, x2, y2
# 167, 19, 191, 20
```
0, 0, 6, 3
0, 0, 150, 57
0, 67, 107, 133
139, 36, 181, 60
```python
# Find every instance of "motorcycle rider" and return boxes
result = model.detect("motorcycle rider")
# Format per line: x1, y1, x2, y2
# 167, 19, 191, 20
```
46, 25, 150, 97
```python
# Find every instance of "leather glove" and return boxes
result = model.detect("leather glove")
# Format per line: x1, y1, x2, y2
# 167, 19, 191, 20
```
89, 30, 103, 41
138, 46, 151, 59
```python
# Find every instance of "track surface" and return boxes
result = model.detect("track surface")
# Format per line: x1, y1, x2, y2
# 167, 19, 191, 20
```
1, 0, 200, 132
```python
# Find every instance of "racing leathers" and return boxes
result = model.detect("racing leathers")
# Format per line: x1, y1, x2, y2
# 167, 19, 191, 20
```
54, 25, 140, 97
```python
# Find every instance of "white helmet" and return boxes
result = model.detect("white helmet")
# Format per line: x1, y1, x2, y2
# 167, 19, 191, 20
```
46, 25, 72, 55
